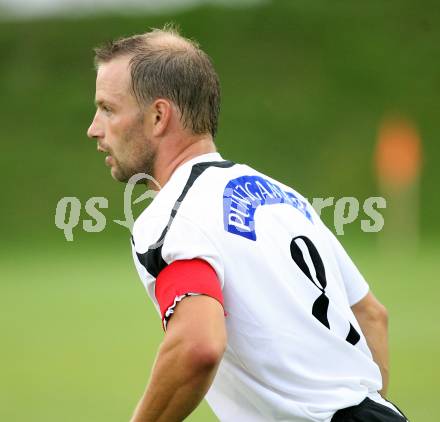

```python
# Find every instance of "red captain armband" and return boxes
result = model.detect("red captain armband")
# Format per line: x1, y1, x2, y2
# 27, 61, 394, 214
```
155, 259, 225, 330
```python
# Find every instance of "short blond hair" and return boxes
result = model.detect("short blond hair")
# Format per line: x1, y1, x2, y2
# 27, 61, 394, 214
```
94, 24, 221, 137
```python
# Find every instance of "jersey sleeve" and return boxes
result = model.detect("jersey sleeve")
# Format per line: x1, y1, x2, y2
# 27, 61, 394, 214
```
131, 214, 225, 328
160, 214, 225, 287
325, 226, 370, 306
156, 259, 224, 329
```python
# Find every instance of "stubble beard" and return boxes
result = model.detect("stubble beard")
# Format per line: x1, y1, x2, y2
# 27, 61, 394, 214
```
113, 115, 156, 184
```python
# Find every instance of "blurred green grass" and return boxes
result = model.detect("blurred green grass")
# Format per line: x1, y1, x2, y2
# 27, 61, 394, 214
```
1, 240, 438, 421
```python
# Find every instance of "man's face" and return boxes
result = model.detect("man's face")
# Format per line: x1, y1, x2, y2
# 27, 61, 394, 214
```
87, 56, 156, 182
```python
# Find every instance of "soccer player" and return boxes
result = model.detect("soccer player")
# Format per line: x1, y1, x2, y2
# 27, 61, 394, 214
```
87, 26, 408, 422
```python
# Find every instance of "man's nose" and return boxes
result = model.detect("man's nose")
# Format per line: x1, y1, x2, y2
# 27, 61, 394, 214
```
87, 113, 103, 139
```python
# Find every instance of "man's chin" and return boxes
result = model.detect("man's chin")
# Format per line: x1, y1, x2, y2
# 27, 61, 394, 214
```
110, 166, 129, 183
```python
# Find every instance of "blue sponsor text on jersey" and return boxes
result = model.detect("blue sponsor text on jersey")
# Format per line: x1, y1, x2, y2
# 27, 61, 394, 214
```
223, 175, 313, 240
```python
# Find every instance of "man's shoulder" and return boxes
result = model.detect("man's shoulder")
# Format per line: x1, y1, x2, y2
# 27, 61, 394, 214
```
131, 156, 238, 248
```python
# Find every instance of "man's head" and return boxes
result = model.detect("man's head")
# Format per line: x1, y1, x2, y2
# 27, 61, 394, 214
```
87, 25, 220, 182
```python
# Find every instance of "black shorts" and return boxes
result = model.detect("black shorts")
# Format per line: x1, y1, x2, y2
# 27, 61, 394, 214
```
331, 397, 408, 421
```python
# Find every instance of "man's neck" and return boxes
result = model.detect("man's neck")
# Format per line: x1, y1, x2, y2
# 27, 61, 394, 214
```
152, 136, 217, 189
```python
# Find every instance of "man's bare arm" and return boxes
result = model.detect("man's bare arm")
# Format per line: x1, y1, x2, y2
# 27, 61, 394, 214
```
130, 295, 227, 422
351, 291, 389, 397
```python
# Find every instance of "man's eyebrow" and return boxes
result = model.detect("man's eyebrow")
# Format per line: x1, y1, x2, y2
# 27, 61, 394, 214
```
94, 99, 116, 108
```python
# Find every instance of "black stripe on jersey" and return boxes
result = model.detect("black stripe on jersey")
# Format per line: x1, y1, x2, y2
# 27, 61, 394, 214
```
346, 322, 361, 345
135, 160, 235, 278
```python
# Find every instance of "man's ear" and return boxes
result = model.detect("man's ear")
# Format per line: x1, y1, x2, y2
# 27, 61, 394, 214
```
151, 98, 172, 137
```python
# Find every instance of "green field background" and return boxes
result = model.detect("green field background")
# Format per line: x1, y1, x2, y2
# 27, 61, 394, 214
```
1, 1, 439, 421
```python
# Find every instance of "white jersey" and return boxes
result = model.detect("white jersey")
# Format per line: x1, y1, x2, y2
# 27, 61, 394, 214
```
131, 153, 383, 422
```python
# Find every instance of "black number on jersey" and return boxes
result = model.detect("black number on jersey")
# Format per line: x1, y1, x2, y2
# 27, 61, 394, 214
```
290, 236, 360, 346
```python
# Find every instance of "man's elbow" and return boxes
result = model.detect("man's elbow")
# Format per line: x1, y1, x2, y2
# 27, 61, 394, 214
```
352, 293, 389, 327
183, 339, 226, 372
370, 302, 388, 327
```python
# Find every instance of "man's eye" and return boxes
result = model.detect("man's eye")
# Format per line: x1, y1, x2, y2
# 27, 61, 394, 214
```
103, 106, 112, 113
